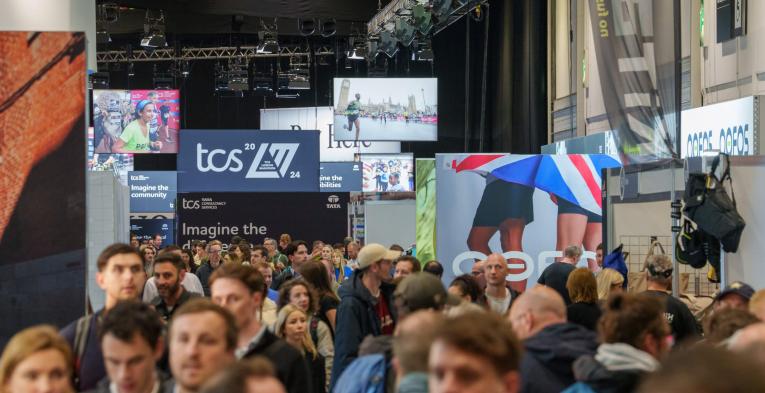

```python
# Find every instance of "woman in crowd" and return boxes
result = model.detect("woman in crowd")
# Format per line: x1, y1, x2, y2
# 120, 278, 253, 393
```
319, 258, 340, 294
447, 274, 487, 316
0, 325, 74, 393
298, 262, 340, 333
275, 304, 326, 393
566, 267, 602, 331
231, 243, 251, 265
278, 279, 333, 388
139, 244, 156, 276
180, 248, 196, 273
223, 251, 242, 265
564, 293, 671, 393
112, 100, 162, 153
596, 268, 624, 302
278, 234, 292, 253
333, 249, 352, 282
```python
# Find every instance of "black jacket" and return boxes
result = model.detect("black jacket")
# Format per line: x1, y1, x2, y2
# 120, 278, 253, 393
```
330, 271, 397, 388
569, 356, 645, 393
195, 261, 216, 297
520, 323, 598, 393
271, 266, 296, 290
82, 374, 174, 393
241, 328, 313, 393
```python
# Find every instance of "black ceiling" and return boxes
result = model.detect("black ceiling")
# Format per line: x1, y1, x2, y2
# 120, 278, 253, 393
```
102, 0, 390, 35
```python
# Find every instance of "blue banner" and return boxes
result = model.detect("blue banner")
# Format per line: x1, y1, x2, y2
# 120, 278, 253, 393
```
130, 219, 175, 246
177, 130, 320, 192
320, 162, 362, 192
128, 171, 177, 213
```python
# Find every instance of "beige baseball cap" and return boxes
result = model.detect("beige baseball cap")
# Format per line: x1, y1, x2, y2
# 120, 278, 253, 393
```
357, 243, 402, 270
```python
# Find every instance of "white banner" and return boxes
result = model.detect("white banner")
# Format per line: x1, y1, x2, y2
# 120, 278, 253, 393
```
260, 107, 401, 161
681, 96, 755, 158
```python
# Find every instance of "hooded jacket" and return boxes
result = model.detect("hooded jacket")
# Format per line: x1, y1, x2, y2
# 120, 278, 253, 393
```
330, 270, 397, 388
520, 322, 598, 393
564, 343, 659, 393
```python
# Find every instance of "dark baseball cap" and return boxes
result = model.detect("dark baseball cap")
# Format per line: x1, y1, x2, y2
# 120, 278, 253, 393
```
394, 272, 461, 312
715, 281, 755, 302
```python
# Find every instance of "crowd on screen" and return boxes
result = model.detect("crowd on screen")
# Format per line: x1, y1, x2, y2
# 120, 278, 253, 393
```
4, 236, 765, 393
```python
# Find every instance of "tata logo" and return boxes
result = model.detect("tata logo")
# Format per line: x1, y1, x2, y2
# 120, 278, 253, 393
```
196, 143, 299, 179
352, 164, 360, 171
161, 224, 168, 230
182, 198, 200, 209
326, 194, 341, 209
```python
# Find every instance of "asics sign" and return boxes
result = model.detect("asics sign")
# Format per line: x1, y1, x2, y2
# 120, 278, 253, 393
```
178, 130, 320, 192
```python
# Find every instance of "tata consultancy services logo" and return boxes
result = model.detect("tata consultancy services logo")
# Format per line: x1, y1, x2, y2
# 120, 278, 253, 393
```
196, 143, 300, 179
326, 195, 341, 208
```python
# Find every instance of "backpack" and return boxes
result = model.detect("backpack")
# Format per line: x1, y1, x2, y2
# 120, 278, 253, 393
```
561, 382, 597, 393
72, 315, 93, 388
332, 353, 389, 393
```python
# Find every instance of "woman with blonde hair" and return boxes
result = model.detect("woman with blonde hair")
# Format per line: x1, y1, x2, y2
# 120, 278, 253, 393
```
275, 304, 326, 392
596, 267, 625, 301
0, 325, 74, 393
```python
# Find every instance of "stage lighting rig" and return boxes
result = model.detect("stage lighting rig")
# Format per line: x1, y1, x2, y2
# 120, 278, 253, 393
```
141, 10, 167, 48
257, 19, 280, 54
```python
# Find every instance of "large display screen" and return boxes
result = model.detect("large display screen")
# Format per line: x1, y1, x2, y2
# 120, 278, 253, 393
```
333, 78, 437, 141
361, 153, 414, 192
93, 89, 181, 153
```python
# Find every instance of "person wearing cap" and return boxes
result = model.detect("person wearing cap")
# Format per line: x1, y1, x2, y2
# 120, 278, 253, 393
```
393, 272, 461, 319
642, 255, 699, 344
714, 281, 755, 312
508, 286, 597, 393
330, 243, 400, 389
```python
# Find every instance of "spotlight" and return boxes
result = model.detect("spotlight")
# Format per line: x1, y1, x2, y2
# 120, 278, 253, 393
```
298, 18, 316, 36
102, 2, 119, 23
378, 30, 399, 58
346, 37, 366, 60
366, 38, 380, 61
415, 39, 434, 61
141, 10, 167, 48
320, 18, 336, 37
257, 21, 280, 54
127, 62, 135, 77
180, 60, 190, 77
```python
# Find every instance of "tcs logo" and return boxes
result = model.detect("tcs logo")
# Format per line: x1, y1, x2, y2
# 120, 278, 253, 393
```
195, 143, 299, 179
182, 198, 200, 209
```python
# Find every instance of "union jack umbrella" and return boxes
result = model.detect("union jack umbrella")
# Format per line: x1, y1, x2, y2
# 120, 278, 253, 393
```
451, 154, 622, 215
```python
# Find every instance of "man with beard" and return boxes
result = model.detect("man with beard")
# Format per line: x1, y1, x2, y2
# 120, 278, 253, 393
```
150, 253, 200, 322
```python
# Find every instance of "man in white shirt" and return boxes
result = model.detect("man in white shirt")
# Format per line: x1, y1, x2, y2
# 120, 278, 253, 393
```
143, 246, 203, 302
484, 253, 517, 315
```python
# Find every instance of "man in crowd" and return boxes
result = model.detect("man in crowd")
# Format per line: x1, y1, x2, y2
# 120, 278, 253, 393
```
423, 260, 443, 279
254, 261, 279, 302
508, 286, 597, 393
251, 245, 269, 266
472, 260, 487, 291
149, 253, 201, 322
394, 255, 421, 280
642, 255, 699, 344
331, 243, 399, 387
715, 281, 755, 311
196, 240, 223, 297
86, 301, 171, 393
484, 253, 517, 315
538, 245, 580, 305
429, 312, 521, 393
152, 234, 164, 250
198, 357, 287, 393
209, 263, 311, 393
270, 240, 309, 290
392, 311, 444, 393
595, 243, 605, 272
168, 299, 237, 393
61, 243, 147, 391
346, 241, 360, 270
264, 237, 288, 267
143, 246, 204, 302
193, 240, 207, 267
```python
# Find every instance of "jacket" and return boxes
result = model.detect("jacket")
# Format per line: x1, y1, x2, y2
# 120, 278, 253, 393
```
520, 323, 598, 393
565, 343, 659, 393
82, 373, 174, 393
241, 328, 313, 393
195, 261, 217, 297
271, 266, 296, 290
60, 311, 105, 392
330, 271, 397, 388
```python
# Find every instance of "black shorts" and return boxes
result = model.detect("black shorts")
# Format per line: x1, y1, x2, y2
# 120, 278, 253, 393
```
347, 114, 359, 122
557, 197, 602, 223
472, 180, 535, 227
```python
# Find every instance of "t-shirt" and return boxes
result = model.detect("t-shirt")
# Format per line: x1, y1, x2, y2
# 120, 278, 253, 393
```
375, 293, 395, 335
537, 262, 577, 305
387, 183, 406, 192
567, 302, 602, 331
485, 288, 513, 315
643, 290, 700, 343
119, 120, 151, 151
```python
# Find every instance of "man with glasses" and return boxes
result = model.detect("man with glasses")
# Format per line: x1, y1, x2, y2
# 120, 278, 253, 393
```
196, 240, 223, 297
263, 238, 287, 270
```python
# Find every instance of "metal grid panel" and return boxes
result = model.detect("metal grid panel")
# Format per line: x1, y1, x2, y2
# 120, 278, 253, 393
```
620, 234, 718, 297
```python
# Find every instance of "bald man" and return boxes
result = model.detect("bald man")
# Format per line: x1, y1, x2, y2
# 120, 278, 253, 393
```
508, 286, 597, 393
484, 253, 519, 315
392, 310, 444, 393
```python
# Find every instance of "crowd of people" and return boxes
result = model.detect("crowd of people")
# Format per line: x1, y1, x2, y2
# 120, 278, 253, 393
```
4, 236, 765, 393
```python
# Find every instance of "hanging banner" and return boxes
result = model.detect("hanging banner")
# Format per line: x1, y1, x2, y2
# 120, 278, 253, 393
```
177, 130, 320, 192
320, 162, 363, 192
588, 0, 679, 162
260, 106, 401, 161
177, 193, 349, 249
128, 171, 177, 213
130, 219, 175, 245
435, 153, 621, 288
415, 159, 436, 262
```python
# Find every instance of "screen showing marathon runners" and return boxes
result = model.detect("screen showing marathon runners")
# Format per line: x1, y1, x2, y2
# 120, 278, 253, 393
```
333, 78, 437, 141
361, 153, 415, 192
92, 89, 181, 153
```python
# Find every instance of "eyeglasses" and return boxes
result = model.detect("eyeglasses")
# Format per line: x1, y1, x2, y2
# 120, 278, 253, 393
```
209, 249, 222, 254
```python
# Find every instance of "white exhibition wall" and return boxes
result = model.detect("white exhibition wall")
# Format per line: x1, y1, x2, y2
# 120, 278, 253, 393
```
724, 161, 765, 289
363, 200, 416, 250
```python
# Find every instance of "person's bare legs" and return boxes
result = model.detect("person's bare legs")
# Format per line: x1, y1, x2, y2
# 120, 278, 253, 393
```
555, 213, 588, 262
354, 118, 361, 140
499, 218, 527, 292
467, 226, 497, 256
583, 222, 602, 271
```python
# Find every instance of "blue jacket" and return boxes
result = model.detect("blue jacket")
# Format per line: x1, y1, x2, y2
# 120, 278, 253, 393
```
330, 271, 397, 388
